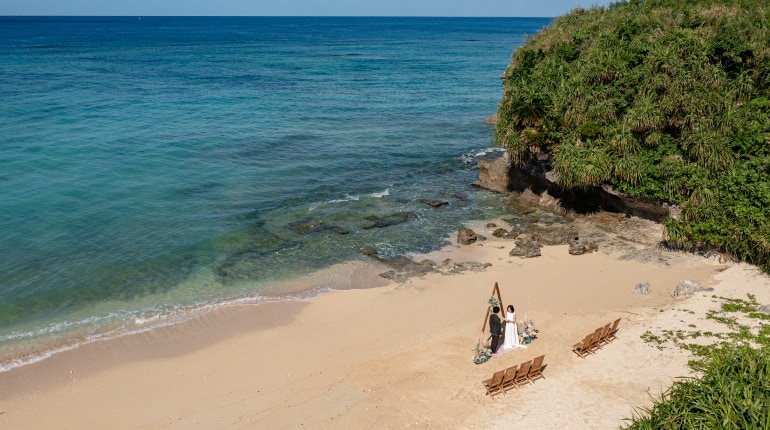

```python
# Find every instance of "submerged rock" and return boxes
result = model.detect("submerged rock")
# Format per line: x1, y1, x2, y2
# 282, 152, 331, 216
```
421, 199, 449, 208
286, 219, 348, 235
449, 192, 468, 204
216, 239, 302, 280
362, 212, 415, 229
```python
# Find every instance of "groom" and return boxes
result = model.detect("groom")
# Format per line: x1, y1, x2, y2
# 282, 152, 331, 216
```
489, 306, 503, 353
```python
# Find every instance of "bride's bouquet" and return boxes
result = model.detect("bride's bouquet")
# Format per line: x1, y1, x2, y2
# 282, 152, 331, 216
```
519, 319, 538, 344
472, 343, 492, 365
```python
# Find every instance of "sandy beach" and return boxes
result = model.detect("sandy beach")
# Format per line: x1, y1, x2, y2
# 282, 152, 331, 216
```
1, 214, 769, 429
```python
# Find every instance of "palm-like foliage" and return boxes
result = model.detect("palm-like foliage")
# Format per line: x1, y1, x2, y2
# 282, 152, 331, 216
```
625, 344, 770, 429
682, 129, 734, 170
625, 94, 666, 133
509, 96, 546, 127
494, 0, 770, 272
552, 140, 612, 188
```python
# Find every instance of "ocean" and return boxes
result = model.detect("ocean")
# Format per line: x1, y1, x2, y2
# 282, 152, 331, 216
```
0, 16, 551, 370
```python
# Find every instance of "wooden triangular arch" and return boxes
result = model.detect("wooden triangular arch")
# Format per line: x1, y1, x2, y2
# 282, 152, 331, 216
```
481, 282, 505, 333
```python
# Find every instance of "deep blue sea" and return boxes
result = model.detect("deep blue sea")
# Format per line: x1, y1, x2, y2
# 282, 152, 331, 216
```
0, 16, 551, 369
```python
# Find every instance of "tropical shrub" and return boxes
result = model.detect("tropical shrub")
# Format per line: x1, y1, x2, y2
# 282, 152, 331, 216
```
495, 0, 770, 272
624, 344, 770, 429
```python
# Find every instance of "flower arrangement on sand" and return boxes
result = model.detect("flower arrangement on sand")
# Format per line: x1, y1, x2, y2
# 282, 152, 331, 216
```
519, 319, 538, 344
473, 344, 492, 365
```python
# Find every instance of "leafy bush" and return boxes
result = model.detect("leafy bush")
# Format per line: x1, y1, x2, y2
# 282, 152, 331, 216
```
495, 0, 770, 272
624, 344, 770, 429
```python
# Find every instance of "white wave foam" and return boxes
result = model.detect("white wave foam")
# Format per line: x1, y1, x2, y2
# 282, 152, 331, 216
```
0, 313, 118, 343
0, 291, 334, 373
460, 147, 504, 164
369, 188, 390, 198
0, 342, 83, 373
0, 258, 392, 373
308, 193, 360, 211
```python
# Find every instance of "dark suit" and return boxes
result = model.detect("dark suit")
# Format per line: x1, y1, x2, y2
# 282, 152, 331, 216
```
489, 313, 503, 353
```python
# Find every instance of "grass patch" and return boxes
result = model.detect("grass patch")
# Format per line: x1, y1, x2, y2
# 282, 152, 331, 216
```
641, 330, 668, 350
625, 344, 770, 429
628, 292, 770, 427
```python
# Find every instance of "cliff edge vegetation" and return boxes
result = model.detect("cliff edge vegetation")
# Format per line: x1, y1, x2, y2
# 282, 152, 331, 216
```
495, 0, 770, 272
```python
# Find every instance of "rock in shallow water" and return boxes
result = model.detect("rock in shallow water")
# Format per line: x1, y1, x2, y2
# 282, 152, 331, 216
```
286, 219, 348, 235
357, 249, 491, 281
457, 228, 478, 245
421, 199, 449, 208
362, 212, 415, 229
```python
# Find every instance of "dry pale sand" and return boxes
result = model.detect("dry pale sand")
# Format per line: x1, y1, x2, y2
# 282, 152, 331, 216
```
1, 217, 769, 430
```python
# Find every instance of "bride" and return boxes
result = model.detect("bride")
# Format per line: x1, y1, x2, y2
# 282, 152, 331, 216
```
502, 304, 526, 349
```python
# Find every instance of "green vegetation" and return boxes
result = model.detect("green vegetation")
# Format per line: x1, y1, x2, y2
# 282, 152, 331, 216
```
625, 344, 770, 429
495, 0, 770, 272
633, 295, 770, 427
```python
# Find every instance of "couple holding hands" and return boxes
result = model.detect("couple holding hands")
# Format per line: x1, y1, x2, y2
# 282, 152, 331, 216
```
489, 304, 527, 353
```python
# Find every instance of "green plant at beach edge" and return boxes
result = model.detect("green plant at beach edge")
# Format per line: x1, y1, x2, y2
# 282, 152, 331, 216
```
624, 344, 770, 429
495, 0, 770, 272
631, 294, 770, 428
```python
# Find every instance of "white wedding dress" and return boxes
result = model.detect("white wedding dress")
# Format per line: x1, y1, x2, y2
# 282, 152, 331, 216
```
503, 312, 526, 350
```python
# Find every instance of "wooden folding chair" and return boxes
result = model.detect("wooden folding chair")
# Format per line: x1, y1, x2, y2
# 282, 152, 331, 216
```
606, 318, 621, 342
598, 322, 612, 346
528, 355, 545, 383
587, 327, 604, 352
572, 333, 593, 358
500, 365, 519, 392
512, 359, 532, 388
482, 370, 506, 398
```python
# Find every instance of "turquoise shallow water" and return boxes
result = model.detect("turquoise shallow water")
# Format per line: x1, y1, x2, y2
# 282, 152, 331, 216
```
0, 16, 551, 369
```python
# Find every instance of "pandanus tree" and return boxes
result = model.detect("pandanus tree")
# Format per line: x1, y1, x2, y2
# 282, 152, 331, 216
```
495, 0, 770, 272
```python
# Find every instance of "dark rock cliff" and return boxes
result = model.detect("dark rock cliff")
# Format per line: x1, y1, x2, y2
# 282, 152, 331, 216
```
473, 154, 674, 222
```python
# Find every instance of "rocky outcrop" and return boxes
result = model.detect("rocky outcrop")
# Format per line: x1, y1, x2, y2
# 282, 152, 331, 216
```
421, 199, 449, 208
362, 212, 415, 229
568, 237, 599, 255
458, 228, 482, 245
286, 219, 349, 235
509, 237, 541, 258
633, 282, 651, 295
357, 248, 437, 280
492, 228, 520, 239
357, 248, 491, 282
673, 280, 714, 297
472, 156, 511, 194
474, 154, 673, 222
